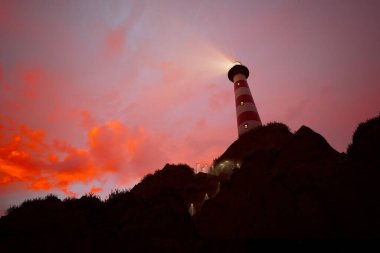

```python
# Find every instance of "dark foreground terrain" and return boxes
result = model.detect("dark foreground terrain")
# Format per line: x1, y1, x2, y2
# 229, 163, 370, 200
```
1, 115, 380, 252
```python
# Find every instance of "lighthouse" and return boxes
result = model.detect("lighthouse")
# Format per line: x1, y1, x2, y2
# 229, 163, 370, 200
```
228, 63, 262, 137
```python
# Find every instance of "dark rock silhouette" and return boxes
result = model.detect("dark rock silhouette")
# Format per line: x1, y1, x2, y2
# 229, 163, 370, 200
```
1, 115, 380, 251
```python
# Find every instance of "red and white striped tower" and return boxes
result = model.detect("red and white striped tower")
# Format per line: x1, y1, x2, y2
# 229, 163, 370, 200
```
228, 63, 262, 137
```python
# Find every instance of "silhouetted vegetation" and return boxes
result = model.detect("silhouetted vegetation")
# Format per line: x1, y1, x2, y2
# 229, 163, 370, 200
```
263, 121, 292, 133
1, 115, 380, 251
347, 113, 380, 166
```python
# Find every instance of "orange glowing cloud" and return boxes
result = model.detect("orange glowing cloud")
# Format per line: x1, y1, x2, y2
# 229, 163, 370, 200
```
89, 121, 144, 172
90, 187, 102, 194
0, 120, 150, 195
29, 177, 51, 191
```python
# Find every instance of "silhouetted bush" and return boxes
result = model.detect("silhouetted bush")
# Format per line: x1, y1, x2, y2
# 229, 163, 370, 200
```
5, 194, 62, 216
80, 193, 102, 206
264, 121, 292, 133
106, 188, 130, 202
63, 196, 76, 202
44, 193, 60, 201
347, 113, 380, 166
140, 173, 154, 183
105, 188, 141, 211
5, 205, 17, 215
212, 155, 221, 166
155, 163, 194, 175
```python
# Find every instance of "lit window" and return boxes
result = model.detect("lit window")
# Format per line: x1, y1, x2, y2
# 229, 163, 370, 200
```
244, 124, 248, 129
240, 101, 244, 106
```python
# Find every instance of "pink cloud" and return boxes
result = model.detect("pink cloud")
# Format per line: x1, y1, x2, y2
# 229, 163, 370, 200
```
105, 26, 127, 57
0, 64, 3, 83
19, 67, 44, 100
80, 110, 99, 129
209, 90, 231, 111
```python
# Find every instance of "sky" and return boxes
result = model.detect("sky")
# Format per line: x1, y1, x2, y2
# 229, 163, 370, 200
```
0, 0, 379, 216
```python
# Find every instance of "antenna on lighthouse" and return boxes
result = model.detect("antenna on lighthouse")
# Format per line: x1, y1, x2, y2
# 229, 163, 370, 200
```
228, 62, 262, 137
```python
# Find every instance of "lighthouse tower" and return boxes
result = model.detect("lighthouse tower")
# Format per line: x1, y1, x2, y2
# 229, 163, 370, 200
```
228, 63, 262, 137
